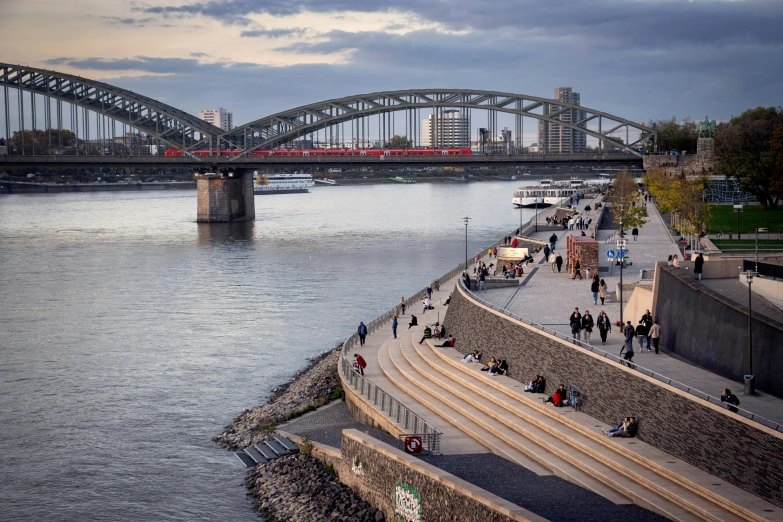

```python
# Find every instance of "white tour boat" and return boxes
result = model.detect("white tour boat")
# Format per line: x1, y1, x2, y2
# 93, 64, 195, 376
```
512, 184, 597, 208
253, 173, 314, 195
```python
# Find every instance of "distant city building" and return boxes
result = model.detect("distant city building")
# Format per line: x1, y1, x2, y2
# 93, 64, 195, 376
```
421, 110, 469, 147
199, 108, 234, 132
537, 88, 586, 153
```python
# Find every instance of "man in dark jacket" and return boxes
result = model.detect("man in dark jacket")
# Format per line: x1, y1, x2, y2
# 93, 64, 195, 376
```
358, 322, 368, 346
721, 388, 741, 413
622, 320, 635, 361
569, 308, 582, 340
695, 253, 704, 280
640, 310, 653, 351
555, 253, 563, 273
549, 233, 558, 251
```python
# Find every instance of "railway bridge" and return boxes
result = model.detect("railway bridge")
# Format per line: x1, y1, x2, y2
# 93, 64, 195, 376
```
0, 63, 654, 221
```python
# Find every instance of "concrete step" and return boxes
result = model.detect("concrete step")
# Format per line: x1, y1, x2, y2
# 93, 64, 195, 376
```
264, 439, 290, 456
394, 331, 633, 506
244, 446, 268, 464
378, 334, 551, 475
421, 340, 769, 522
234, 451, 256, 468
254, 443, 278, 461
273, 434, 300, 454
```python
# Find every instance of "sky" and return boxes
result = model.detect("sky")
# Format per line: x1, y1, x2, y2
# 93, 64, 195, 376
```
1, 0, 782, 138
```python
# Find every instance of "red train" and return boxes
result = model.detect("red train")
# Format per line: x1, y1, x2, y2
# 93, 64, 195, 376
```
164, 147, 473, 157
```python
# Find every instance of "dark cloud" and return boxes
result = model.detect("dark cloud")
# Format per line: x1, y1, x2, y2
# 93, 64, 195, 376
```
240, 27, 310, 38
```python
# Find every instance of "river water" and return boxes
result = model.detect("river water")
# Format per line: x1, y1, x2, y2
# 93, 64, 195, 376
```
0, 181, 539, 521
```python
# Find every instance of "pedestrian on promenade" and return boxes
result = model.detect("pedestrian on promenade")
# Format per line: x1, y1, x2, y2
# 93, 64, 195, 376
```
400, 297, 406, 316
423, 295, 430, 314
622, 321, 635, 357
463, 271, 471, 289
572, 258, 582, 280
433, 279, 440, 292
478, 267, 487, 293
353, 353, 367, 375
632, 227, 639, 242
543, 244, 550, 262
549, 250, 557, 272
493, 247, 498, 258
555, 253, 563, 273
358, 322, 368, 346
649, 319, 660, 354
549, 233, 558, 252
570, 308, 582, 341
598, 279, 608, 305
597, 311, 611, 344
591, 277, 600, 304
635, 321, 647, 350
695, 253, 704, 281
568, 217, 575, 230
426, 285, 433, 300
721, 388, 740, 413
582, 311, 594, 344
392, 315, 398, 339
640, 309, 653, 351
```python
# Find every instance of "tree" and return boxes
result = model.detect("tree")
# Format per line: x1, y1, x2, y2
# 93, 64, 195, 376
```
607, 169, 648, 230
645, 169, 712, 235
652, 117, 698, 153
714, 106, 783, 209
388, 135, 412, 148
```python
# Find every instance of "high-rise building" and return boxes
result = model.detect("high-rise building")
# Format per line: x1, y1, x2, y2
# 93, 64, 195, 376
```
199, 108, 234, 132
421, 110, 469, 147
537, 88, 586, 153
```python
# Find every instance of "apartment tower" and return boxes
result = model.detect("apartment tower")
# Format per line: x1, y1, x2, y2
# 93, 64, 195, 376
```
537, 88, 586, 153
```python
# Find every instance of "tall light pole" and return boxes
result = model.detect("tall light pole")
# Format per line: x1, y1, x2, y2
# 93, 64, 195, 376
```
619, 203, 625, 328
463, 216, 471, 272
741, 270, 758, 394
534, 197, 539, 233
755, 227, 767, 272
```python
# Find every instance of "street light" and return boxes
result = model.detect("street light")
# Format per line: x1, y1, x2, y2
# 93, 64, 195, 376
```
619, 203, 625, 328
740, 270, 758, 394
463, 216, 471, 272
755, 228, 767, 272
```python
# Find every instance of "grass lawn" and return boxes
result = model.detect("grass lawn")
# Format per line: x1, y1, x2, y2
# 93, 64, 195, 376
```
707, 204, 783, 235
711, 239, 783, 251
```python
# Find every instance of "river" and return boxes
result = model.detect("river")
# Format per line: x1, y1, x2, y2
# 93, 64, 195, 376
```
0, 181, 540, 521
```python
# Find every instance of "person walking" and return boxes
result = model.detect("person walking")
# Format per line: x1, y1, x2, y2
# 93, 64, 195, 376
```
649, 319, 660, 354
353, 353, 367, 375
400, 297, 406, 316
478, 268, 487, 293
572, 258, 582, 280
570, 308, 582, 341
640, 309, 653, 351
549, 250, 557, 272
423, 295, 430, 314
597, 311, 611, 345
598, 279, 608, 305
392, 315, 398, 339
463, 271, 471, 290
590, 277, 600, 304
582, 311, 594, 344
555, 253, 563, 273
622, 320, 635, 356
357, 322, 368, 346
426, 285, 433, 300
632, 227, 639, 243
635, 321, 647, 350
549, 233, 558, 252
695, 252, 704, 281
622, 321, 636, 367
543, 244, 550, 262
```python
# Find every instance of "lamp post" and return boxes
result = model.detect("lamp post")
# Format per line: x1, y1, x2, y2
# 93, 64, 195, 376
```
534, 197, 539, 233
755, 227, 767, 272
463, 216, 471, 272
619, 203, 625, 327
733, 204, 743, 239
740, 270, 758, 394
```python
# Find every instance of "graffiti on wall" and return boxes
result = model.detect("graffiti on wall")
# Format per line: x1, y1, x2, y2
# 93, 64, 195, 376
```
394, 481, 422, 522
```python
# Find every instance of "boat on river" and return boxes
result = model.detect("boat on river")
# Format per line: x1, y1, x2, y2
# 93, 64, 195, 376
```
512, 184, 598, 208
253, 173, 314, 194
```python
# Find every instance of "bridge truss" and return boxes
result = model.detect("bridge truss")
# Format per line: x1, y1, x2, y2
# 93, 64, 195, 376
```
0, 64, 656, 163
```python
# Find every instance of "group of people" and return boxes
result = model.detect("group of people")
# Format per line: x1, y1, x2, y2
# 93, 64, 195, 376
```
480, 357, 508, 376
569, 307, 613, 345
566, 214, 592, 231
590, 275, 609, 305
418, 322, 449, 344
667, 254, 680, 269
603, 417, 639, 438
620, 310, 662, 366
543, 244, 564, 273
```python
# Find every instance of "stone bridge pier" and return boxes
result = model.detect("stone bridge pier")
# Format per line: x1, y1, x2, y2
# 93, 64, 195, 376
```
196, 170, 255, 222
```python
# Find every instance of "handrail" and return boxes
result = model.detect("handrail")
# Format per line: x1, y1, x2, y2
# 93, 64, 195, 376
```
458, 279, 782, 433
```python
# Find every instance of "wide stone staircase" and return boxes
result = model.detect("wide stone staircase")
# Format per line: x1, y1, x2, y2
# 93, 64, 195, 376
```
374, 321, 779, 522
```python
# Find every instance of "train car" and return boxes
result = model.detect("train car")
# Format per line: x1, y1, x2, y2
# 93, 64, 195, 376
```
164, 147, 474, 157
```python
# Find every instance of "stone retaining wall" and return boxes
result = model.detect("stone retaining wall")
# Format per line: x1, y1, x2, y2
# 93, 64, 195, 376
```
339, 430, 544, 522
443, 286, 783, 508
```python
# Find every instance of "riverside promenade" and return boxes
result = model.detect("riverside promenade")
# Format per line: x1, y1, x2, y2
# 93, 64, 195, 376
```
337, 193, 783, 521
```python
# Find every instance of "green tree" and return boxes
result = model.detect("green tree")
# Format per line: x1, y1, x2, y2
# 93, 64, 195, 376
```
607, 169, 648, 230
714, 106, 783, 209
388, 135, 412, 148
652, 117, 698, 153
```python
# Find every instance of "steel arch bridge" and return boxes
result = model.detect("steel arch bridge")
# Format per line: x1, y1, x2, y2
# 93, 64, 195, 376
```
1, 63, 656, 162
226, 89, 655, 159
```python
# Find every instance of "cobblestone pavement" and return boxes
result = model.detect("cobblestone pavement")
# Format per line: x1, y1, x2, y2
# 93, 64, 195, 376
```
417, 453, 668, 522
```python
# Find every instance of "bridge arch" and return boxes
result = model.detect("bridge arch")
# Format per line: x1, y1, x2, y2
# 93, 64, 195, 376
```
225, 89, 656, 159
0, 63, 223, 158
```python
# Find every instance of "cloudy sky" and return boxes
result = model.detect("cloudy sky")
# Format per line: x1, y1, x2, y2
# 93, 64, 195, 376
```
1, 0, 782, 136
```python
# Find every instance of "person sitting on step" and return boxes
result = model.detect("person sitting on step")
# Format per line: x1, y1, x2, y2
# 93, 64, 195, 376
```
418, 325, 432, 344
480, 357, 498, 372
462, 350, 481, 363
407, 315, 418, 329
435, 335, 455, 348
544, 387, 564, 406
524, 375, 545, 392
489, 359, 508, 376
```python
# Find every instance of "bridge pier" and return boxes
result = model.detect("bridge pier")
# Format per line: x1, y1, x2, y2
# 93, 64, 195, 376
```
196, 171, 255, 223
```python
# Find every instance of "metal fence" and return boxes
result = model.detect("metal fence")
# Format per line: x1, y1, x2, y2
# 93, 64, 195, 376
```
743, 259, 783, 281
459, 280, 782, 433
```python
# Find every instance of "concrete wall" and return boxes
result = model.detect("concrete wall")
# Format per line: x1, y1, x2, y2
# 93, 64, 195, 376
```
622, 285, 654, 325
196, 172, 255, 222
740, 274, 783, 311
339, 430, 544, 522
653, 265, 783, 398
443, 286, 783, 507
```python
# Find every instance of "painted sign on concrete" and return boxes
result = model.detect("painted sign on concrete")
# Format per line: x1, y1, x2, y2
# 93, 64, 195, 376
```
394, 481, 422, 522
